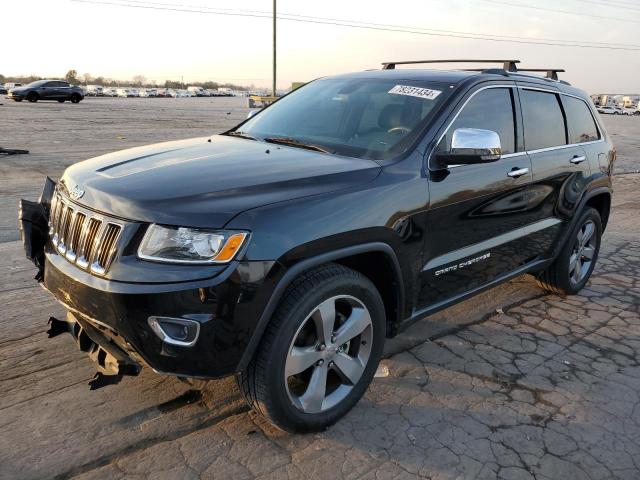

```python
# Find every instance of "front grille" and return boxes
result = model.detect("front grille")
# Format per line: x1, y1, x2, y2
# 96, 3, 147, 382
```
49, 193, 123, 276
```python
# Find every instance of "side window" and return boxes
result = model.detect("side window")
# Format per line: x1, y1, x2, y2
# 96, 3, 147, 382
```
563, 96, 600, 144
520, 90, 567, 150
442, 88, 516, 155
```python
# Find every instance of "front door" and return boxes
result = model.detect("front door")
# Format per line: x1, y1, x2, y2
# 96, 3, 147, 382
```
417, 85, 536, 311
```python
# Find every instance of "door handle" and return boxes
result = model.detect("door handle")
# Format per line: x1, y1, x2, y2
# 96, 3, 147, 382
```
571, 155, 587, 164
507, 167, 529, 178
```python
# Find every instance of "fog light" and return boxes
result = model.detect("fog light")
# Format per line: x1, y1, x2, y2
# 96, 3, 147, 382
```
148, 316, 200, 347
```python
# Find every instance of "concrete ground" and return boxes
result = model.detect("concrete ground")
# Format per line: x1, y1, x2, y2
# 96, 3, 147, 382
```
0, 97, 638, 480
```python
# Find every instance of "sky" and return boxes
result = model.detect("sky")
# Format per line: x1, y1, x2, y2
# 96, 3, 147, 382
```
4, 0, 640, 93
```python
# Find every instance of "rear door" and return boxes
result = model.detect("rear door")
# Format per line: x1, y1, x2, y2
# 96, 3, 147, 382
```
517, 86, 593, 257
54, 81, 72, 99
418, 84, 536, 310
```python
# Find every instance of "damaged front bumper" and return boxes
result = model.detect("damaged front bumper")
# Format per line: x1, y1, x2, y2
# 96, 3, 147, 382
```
19, 178, 279, 389
47, 313, 141, 389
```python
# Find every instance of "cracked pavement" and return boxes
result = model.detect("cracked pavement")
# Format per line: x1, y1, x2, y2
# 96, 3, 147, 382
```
1, 99, 639, 479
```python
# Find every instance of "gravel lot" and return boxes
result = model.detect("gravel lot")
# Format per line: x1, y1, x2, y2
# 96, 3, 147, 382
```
0, 97, 639, 480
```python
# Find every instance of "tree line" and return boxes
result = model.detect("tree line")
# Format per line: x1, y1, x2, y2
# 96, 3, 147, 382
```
0, 70, 253, 91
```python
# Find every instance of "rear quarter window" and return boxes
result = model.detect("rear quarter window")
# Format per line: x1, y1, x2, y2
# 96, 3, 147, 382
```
520, 89, 567, 151
563, 96, 600, 144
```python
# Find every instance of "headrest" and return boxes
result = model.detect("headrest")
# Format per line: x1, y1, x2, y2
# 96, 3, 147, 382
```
378, 104, 404, 130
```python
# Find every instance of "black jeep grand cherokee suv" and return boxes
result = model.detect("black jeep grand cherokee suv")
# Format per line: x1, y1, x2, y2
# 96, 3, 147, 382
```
20, 60, 614, 432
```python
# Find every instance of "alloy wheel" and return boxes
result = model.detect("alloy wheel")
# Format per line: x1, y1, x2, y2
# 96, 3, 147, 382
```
284, 295, 373, 414
569, 220, 597, 285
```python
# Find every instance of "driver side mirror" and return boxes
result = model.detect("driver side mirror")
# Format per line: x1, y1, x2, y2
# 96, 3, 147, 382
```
434, 128, 502, 168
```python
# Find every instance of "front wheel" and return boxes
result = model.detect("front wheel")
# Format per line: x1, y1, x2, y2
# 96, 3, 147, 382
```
237, 263, 386, 432
27, 92, 38, 102
536, 207, 602, 295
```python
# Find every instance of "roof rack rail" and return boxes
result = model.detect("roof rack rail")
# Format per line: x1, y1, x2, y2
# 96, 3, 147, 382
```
381, 59, 520, 72
515, 68, 565, 81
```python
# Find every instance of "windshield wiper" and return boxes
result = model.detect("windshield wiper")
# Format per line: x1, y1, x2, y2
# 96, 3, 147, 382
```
226, 131, 258, 141
263, 137, 333, 154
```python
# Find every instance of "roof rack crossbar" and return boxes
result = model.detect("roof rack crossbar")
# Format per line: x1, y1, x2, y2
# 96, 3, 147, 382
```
515, 68, 565, 81
381, 59, 520, 72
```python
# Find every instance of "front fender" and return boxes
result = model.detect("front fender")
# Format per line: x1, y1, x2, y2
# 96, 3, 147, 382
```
235, 242, 404, 371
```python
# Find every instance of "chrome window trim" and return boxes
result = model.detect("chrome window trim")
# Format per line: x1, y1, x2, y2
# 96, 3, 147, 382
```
430, 84, 605, 171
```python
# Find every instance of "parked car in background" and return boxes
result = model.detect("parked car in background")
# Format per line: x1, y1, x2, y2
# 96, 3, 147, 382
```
0, 85, 7, 95
597, 106, 620, 115
8, 80, 84, 103
139, 88, 157, 98
86, 85, 104, 96
187, 86, 205, 96
4, 82, 22, 91
156, 88, 168, 97
103, 87, 117, 97
622, 108, 636, 116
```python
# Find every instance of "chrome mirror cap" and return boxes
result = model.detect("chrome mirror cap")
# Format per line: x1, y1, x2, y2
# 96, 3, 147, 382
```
450, 128, 502, 161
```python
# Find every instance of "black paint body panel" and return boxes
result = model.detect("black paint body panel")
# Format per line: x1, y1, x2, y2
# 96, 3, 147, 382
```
31, 69, 614, 378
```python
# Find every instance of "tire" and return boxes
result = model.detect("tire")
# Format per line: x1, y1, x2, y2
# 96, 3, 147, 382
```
13, 98, 22, 102
536, 207, 602, 295
58, 99, 65, 103
27, 92, 38, 103
70, 94, 82, 104
237, 263, 386, 432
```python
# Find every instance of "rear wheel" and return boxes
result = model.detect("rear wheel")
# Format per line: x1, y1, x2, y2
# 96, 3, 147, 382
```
237, 263, 385, 432
70, 94, 82, 103
536, 207, 602, 295
13, 98, 22, 102
27, 92, 38, 103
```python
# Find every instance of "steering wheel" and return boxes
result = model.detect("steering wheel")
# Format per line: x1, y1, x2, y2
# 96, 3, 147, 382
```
387, 126, 411, 134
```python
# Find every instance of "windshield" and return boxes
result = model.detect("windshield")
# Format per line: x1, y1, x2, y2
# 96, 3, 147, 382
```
236, 77, 450, 160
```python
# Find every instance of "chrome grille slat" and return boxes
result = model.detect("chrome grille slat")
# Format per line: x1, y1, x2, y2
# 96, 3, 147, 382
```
57, 205, 74, 254
48, 191, 124, 276
91, 223, 122, 275
77, 218, 103, 269
65, 212, 86, 262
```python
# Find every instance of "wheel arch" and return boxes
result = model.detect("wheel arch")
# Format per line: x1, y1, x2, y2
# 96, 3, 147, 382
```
552, 186, 612, 259
585, 191, 611, 230
236, 242, 404, 371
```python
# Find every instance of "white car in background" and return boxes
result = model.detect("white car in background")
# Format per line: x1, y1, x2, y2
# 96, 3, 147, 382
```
86, 85, 104, 96
103, 87, 117, 97
116, 88, 132, 98
597, 106, 622, 115
139, 88, 157, 98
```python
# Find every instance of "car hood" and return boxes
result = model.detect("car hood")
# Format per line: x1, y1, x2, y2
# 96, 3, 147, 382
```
60, 135, 381, 228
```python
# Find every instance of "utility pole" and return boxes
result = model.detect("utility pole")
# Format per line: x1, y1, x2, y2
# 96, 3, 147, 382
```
272, 0, 276, 97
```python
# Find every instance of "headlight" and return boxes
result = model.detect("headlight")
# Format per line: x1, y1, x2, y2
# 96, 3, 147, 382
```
138, 225, 248, 264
